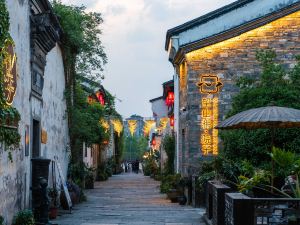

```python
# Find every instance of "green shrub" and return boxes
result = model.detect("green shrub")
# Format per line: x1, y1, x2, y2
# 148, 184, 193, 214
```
160, 174, 181, 193
0, 215, 4, 225
143, 157, 158, 176
12, 210, 34, 225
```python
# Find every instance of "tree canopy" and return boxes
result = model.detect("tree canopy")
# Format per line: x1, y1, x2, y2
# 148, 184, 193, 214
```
53, 1, 107, 81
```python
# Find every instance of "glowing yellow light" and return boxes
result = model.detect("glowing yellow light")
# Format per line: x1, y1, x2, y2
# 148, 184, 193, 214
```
159, 118, 169, 131
186, 11, 300, 61
197, 74, 223, 94
200, 96, 219, 156
143, 120, 156, 136
111, 119, 123, 137
128, 120, 137, 136
212, 97, 219, 155
100, 119, 110, 133
179, 61, 187, 89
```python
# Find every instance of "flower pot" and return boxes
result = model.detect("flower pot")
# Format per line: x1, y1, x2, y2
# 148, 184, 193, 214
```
167, 189, 180, 203
49, 207, 58, 219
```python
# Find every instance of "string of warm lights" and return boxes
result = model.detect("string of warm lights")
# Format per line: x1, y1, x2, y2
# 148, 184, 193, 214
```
127, 120, 137, 136
159, 117, 169, 130
111, 119, 123, 137
99, 119, 110, 133
143, 120, 156, 136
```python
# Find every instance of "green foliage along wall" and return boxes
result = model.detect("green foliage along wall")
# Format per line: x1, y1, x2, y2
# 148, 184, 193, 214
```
221, 50, 300, 167
0, 0, 21, 158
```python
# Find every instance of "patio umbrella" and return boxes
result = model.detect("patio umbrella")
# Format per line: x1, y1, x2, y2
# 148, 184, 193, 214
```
215, 105, 300, 189
216, 106, 300, 130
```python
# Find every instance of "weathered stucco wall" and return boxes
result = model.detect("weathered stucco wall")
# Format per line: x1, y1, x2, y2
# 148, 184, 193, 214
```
0, 0, 31, 223
178, 10, 300, 175
42, 44, 69, 184
0, 1, 69, 223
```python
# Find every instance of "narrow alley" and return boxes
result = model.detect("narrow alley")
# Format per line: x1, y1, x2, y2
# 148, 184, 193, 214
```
54, 173, 205, 225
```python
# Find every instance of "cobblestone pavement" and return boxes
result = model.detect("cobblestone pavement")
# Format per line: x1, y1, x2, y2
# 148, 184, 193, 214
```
53, 173, 205, 225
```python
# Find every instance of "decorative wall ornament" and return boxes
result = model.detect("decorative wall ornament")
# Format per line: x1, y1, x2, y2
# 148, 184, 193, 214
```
197, 74, 223, 94
2, 39, 17, 105
111, 119, 123, 137
143, 119, 156, 136
127, 120, 137, 136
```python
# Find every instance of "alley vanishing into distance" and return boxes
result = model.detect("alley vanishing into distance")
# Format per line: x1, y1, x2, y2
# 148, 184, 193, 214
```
54, 173, 204, 225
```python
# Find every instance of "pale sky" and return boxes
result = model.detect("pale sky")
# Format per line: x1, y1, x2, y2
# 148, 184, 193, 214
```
60, 0, 235, 118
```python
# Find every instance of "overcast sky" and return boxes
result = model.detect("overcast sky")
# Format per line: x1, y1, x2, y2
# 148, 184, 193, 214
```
60, 0, 235, 118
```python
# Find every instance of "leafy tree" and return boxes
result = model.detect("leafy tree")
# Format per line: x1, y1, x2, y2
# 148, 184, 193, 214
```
67, 83, 109, 163
162, 134, 175, 174
221, 50, 300, 167
52, 1, 107, 81
123, 136, 148, 160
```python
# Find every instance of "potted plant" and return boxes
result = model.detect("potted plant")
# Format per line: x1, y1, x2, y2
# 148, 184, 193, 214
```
12, 210, 35, 225
48, 188, 59, 219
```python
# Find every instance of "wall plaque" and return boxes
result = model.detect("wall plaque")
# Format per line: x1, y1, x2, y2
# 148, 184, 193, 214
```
41, 129, 47, 144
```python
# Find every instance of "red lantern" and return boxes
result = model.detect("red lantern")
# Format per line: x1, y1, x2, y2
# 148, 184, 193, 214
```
96, 92, 105, 105
152, 138, 156, 146
87, 96, 93, 104
165, 91, 174, 106
170, 115, 174, 127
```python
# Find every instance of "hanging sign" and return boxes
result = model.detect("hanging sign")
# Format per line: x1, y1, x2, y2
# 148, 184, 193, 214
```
197, 74, 223, 156
2, 39, 17, 105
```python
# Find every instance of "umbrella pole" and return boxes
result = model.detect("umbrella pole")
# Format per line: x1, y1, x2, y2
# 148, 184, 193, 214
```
271, 128, 275, 193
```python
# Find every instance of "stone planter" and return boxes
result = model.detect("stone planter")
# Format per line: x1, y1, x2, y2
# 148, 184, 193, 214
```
225, 193, 300, 225
203, 180, 232, 225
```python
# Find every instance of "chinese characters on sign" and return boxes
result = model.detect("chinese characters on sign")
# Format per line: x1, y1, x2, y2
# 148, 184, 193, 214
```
2, 39, 17, 105
198, 74, 223, 156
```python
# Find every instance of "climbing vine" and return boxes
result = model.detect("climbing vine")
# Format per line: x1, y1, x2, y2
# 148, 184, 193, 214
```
0, 0, 21, 155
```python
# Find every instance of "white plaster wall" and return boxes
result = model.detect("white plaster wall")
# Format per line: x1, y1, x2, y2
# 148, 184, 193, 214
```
171, 0, 300, 50
42, 44, 69, 179
105, 124, 115, 159
174, 73, 180, 173
0, 1, 70, 224
83, 143, 93, 167
0, 1, 31, 224
151, 99, 168, 119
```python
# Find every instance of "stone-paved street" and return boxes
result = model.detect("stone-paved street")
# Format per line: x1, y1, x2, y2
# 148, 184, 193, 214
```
53, 173, 205, 225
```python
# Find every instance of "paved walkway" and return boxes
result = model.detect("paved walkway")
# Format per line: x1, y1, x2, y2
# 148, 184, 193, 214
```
53, 173, 205, 225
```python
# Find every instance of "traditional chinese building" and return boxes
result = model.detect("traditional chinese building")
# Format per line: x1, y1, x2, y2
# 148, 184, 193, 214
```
80, 76, 117, 169
0, 0, 69, 223
149, 79, 174, 170
165, 0, 300, 175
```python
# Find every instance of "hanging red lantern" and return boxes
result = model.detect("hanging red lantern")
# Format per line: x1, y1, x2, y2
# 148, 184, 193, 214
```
170, 115, 174, 127
96, 92, 105, 105
87, 96, 93, 104
165, 91, 174, 106
152, 138, 156, 146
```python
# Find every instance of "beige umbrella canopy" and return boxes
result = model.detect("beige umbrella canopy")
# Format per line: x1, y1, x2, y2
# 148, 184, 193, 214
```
216, 105, 300, 189
216, 106, 300, 130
